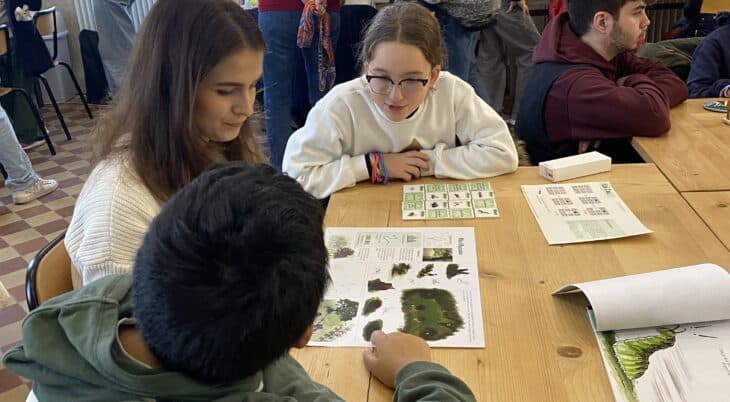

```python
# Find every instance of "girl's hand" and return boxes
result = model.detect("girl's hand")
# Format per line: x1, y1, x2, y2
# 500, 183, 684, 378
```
382, 151, 430, 181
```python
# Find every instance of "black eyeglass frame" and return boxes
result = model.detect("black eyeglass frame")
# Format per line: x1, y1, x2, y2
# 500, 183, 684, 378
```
365, 75, 429, 94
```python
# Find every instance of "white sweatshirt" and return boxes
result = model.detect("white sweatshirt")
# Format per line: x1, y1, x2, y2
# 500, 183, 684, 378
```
282, 72, 518, 199
65, 155, 161, 288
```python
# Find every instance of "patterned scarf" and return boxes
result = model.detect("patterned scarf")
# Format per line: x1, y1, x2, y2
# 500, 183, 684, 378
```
297, 0, 336, 92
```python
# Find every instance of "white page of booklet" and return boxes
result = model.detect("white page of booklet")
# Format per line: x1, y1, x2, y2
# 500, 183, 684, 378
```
553, 263, 730, 331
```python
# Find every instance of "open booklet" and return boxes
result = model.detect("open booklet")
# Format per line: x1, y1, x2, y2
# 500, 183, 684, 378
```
553, 264, 730, 402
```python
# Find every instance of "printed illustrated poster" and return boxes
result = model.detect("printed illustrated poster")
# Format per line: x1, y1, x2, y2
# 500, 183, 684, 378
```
311, 227, 485, 348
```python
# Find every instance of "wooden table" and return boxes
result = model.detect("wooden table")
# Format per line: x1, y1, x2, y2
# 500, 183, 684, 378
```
631, 99, 730, 192
291, 164, 730, 401
683, 191, 730, 251
701, 0, 729, 13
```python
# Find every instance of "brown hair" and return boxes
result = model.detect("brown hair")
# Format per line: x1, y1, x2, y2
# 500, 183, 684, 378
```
358, 2, 445, 68
91, 0, 267, 202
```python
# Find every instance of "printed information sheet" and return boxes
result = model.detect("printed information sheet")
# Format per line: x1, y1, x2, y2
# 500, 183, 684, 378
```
311, 227, 485, 348
521, 182, 652, 245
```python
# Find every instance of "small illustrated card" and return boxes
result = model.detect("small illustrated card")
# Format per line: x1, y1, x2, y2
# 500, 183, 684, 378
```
522, 182, 651, 244
315, 227, 485, 348
402, 182, 499, 220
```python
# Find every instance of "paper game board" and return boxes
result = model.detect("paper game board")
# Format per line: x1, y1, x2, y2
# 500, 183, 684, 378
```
402, 182, 499, 220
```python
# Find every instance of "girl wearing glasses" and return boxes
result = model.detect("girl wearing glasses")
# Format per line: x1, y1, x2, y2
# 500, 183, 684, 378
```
282, 2, 518, 199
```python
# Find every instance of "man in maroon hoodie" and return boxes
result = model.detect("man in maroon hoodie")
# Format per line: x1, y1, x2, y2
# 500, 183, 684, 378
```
515, 0, 688, 163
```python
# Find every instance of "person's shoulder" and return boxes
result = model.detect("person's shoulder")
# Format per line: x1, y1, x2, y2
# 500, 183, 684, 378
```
434, 71, 476, 98
326, 76, 369, 100
32, 274, 132, 312
312, 76, 371, 119
701, 24, 730, 49
84, 154, 153, 203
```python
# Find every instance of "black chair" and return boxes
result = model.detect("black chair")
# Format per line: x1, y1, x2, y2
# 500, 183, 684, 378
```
0, 23, 55, 154
32, 7, 93, 141
26, 231, 72, 311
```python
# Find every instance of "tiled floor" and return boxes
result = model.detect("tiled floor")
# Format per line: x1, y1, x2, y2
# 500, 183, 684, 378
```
0, 100, 103, 400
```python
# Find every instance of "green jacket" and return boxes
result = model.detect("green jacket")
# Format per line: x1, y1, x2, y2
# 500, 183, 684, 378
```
3, 274, 475, 401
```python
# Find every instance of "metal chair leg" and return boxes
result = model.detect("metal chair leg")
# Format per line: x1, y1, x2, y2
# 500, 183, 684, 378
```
13, 88, 56, 155
58, 62, 93, 119
37, 75, 72, 141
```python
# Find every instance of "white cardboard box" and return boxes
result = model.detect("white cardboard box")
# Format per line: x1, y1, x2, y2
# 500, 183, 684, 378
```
539, 151, 612, 182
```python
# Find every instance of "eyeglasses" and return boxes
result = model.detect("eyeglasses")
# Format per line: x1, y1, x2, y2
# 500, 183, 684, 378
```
365, 75, 429, 96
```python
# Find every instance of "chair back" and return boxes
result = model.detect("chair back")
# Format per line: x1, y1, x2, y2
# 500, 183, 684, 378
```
0, 24, 8, 58
26, 231, 73, 311
33, 7, 58, 60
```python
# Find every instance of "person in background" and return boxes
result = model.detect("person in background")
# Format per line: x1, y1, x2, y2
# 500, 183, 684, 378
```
674, 0, 719, 38
65, 0, 268, 288
549, 0, 567, 19
477, 0, 541, 124
687, 12, 730, 98
416, 0, 491, 100
92, 0, 136, 97
515, 0, 688, 164
258, 0, 341, 169
0, 104, 57, 204
4, 162, 477, 401
283, 2, 518, 200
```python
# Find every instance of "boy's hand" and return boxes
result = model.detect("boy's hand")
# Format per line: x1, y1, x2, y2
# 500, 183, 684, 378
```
382, 151, 430, 181
363, 331, 431, 388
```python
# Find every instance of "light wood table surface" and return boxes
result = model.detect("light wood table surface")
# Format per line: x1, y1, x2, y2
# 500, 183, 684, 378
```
701, 0, 729, 13
683, 191, 730, 251
631, 99, 730, 192
291, 164, 730, 401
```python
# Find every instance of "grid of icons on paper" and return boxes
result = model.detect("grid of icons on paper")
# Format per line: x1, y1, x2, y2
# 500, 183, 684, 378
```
402, 183, 499, 220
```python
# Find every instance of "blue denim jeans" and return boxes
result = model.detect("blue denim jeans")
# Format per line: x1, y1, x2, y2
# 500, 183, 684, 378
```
437, 11, 487, 101
259, 10, 340, 169
93, 0, 136, 95
0, 105, 38, 191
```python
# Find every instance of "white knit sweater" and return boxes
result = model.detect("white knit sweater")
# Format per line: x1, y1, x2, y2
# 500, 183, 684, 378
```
282, 72, 519, 198
65, 155, 161, 288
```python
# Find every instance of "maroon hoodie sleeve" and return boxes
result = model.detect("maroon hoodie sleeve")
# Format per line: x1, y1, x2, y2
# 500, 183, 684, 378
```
624, 53, 689, 107
554, 66, 675, 141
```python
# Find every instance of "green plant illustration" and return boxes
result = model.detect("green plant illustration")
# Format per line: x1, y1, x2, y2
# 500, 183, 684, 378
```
400, 288, 464, 341
311, 299, 359, 342
368, 278, 395, 292
597, 325, 682, 402
614, 327, 677, 380
422, 248, 453, 262
363, 319, 383, 341
417, 264, 436, 278
391, 262, 411, 278
362, 297, 383, 316
327, 235, 355, 259
446, 263, 468, 279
